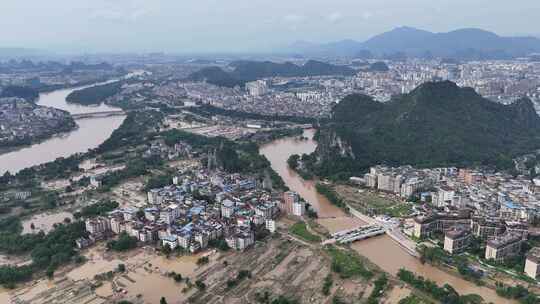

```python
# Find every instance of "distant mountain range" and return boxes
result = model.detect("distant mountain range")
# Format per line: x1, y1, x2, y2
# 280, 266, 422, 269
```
287, 27, 540, 60
0, 48, 53, 59
311, 81, 540, 178
187, 60, 356, 87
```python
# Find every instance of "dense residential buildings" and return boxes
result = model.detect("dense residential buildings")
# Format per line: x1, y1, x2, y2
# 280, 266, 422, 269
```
83, 169, 282, 253
0, 97, 76, 147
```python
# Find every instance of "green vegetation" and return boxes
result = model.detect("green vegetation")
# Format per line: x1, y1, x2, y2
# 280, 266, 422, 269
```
321, 274, 333, 295
167, 271, 183, 282
195, 279, 206, 291
96, 110, 163, 154
160, 129, 287, 190
398, 269, 483, 304
74, 200, 119, 218
106, 232, 138, 251
187, 60, 355, 88
417, 245, 482, 283
144, 174, 172, 191
495, 282, 539, 304
208, 239, 230, 251
188, 104, 316, 124
16, 154, 83, 181
98, 156, 164, 191
366, 274, 389, 304
399, 295, 433, 304
66, 82, 122, 105
315, 184, 346, 209
289, 222, 321, 243
196, 256, 209, 266
0, 218, 87, 287
225, 270, 251, 290
313, 81, 540, 179
287, 154, 300, 170
0, 85, 39, 101
326, 245, 373, 279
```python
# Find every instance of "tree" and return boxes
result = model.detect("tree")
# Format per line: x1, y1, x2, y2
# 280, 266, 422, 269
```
195, 280, 206, 290
162, 244, 172, 258
117, 263, 126, 272
160, 297, 168, 304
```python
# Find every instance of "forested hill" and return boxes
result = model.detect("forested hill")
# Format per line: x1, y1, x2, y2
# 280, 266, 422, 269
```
187, 60, 356, 87
312, 81, 540, 179
65, 82, 122, 105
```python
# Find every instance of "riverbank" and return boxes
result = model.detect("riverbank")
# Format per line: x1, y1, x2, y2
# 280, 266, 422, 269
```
0, 80, 127, 174
261, 128, 515, 304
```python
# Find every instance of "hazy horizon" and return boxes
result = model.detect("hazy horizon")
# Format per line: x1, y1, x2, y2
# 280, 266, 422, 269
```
2, 0, 540, 54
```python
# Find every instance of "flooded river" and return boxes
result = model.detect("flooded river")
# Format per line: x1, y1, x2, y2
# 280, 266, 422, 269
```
260, 129, 509, 303
259, 131, 343, 218
0, 81, 126, 175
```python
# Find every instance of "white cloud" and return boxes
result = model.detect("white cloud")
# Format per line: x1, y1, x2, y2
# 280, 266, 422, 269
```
327, 12, 343, 23
90, 0, 159, 22
362, 11, 374, 20
283, 14, 307, 23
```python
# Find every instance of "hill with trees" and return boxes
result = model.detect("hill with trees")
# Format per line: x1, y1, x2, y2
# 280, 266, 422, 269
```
310, 81, 540, 179
66, 82, 122, 105
187, 60, 356, 88
0, 85, 39, 102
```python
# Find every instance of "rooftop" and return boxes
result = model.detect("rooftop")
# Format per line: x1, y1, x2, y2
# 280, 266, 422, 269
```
486, 233, 522, 249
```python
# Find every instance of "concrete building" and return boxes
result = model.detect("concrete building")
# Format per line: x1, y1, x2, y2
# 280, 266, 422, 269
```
434, 186, 455, 208
85, 217, 111, 236
245, 80, 268, 96
444, 227, 471, 254
283, 191, 299, 215
147, 189, 163, 205
265, 219, 276, 233
412, 214, 470, 239
485, 233, 523, 262
162, 235, 178, 250
524, 247, 540, 279
292, 201, 305, 217
221, 200, 235, 218
470, 217, 505, 240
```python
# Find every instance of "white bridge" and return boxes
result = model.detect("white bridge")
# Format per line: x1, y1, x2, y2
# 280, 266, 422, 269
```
72, 110, 125, 120
329, 225, 386, 244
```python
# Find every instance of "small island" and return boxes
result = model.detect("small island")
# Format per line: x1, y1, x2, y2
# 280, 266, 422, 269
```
66, 82, 122, 105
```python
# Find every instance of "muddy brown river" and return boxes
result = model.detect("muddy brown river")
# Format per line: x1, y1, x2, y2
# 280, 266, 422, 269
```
260, 128, 510, 303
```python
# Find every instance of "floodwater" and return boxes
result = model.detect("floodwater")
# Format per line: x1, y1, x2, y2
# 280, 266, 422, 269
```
21, 211, 74, 234
0, 81, 126, 174
259, 129, 344, 218
261, 128, 511, 304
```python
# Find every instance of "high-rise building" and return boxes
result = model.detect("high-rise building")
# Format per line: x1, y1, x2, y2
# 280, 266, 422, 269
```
283, 191, 299, 214
245, 80, 268, 96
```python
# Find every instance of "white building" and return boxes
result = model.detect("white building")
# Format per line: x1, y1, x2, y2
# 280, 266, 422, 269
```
162, 235, 178, 250
245, 80, 268, 96
292, 201, 305, 217
525, 247, 540, 279
221, 200, 235, 218
265, 219, 276, 233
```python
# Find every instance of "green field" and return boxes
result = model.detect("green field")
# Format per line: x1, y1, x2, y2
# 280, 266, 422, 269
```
289, 222, 322, 243
326, 245, 373, 279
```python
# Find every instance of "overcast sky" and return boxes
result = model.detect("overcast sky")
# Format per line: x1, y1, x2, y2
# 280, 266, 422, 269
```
2, 0, 539, 53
